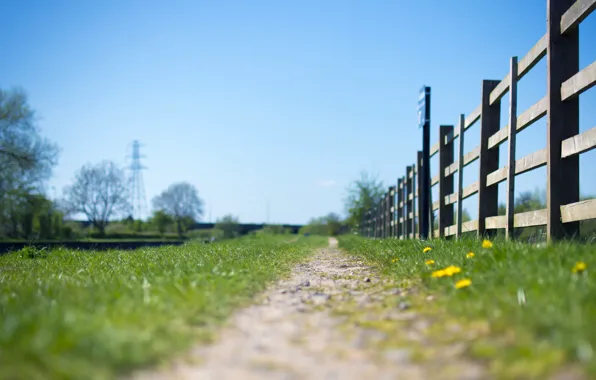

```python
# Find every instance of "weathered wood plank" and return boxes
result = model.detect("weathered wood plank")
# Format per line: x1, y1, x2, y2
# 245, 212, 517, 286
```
485, 215, 506, 229
445, 225, 457, 237
518, 34, 547, 79
517, 96, 547, 132
444, 161, 458, 177
431, 174, 439, 186
445, 129, 457, 146
486, 149, 547, 187
561, 0, 596, 34
462, 181, 479, 199
487, 97, 547, 150
434, 230, 440, 238
490, 72, 510, 106
516, 148, 547, 175
561, 60, 596, 101
444, 192, 458, 205
486, 167, 507, 187
432, 200, 439, 211
430, 142, 440, 157
461, 220, 479, 232
465, 105, 481, 130
561, 125, 596, 158
463, 146, 480, 166
488, 126, 509, 150
514, 209, 547, 227
561, 198, 596, 223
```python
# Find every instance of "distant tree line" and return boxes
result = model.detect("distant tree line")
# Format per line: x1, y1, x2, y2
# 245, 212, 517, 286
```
0, 87, 205, 241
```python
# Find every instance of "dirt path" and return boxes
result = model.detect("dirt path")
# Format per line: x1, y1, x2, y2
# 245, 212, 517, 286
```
132, 238, 486, 380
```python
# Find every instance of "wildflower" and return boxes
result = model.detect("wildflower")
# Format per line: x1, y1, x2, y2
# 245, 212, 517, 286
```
391, 258, 399, 263
572, 261, 587, 273
443, 265, 461, 276
466, 252, 475, 258
423, 247, 432, 253
425, 259, 435, 265
455, 278, 472, 289
431, 269, 445, 278
431, 265, 461, 278
482, 240, 493, 249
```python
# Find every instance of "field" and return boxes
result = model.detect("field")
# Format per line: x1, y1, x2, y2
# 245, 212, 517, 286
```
338, 236, 596, 378
0, 234, 327, 380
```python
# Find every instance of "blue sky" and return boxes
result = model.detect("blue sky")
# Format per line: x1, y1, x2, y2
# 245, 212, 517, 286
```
1, 0, 595, 225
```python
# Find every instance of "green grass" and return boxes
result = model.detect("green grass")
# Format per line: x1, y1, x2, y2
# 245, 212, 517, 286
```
0, 234, 325, 380
338, 236, 596, 379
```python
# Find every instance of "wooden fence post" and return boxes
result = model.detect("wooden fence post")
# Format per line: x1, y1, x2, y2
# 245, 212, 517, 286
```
388, 186, 395, 238
380, 193, 385, 239
546, 0, 580, 241
405, 166, 413, 239
385, 190, 389, 238
439, 125, 455, 238
376, 202, 380, 238
477, 79, 502, 237
417, 151, 425, 239
506, 57, 519, 239
456, 115, 465, 238
412, 164, 417, 238
397, 178, 404, 239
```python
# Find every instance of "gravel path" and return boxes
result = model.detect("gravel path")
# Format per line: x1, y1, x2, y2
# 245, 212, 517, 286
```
131, 238, 486, 380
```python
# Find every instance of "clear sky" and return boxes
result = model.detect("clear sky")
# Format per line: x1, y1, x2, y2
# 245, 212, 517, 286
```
1, 0, 595, 225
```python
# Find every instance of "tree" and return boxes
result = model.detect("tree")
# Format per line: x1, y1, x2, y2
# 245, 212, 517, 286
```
152, 182, 204, 237
150, 210, 173, 236
215, 214, 241, 239
0, 88, 59, 237
0, 88, 59, 174
61, 161, 131, 236
300, 213, 345, 236
344, 171, 385, 231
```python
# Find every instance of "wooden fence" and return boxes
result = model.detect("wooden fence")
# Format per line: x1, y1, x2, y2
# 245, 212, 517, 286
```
361, 0, 596, 242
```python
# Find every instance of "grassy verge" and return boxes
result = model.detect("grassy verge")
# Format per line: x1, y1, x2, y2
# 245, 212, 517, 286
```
338, 236, 595, 379
0, 234, 325, 380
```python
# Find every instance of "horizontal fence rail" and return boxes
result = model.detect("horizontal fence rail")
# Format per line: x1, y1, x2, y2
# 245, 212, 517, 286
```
360, 0, 596, 242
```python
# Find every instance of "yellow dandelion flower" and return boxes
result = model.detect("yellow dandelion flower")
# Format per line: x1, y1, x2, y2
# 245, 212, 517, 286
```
425, 259, 435, 265
391, 258, 399, 263
443, 265, 462, 276
572, 261, 587, 273
423, 247, 432, 253
482, 239, 493, 249
466, 252, 475, 258
431, 269, 446, 278
455, 278, 472, 289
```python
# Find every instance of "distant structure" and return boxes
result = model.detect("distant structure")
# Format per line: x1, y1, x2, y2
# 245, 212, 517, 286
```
127, 140, 148, 221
